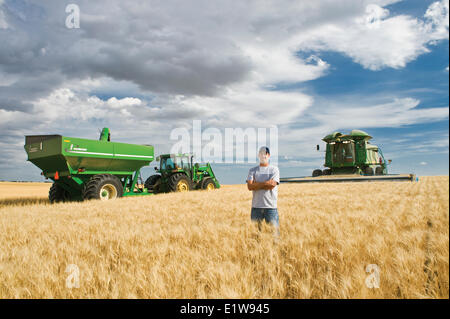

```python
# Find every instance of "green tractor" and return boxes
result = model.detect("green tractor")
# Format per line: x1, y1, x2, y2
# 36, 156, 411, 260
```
313, 129, 392, 177
144, 153, 220, 193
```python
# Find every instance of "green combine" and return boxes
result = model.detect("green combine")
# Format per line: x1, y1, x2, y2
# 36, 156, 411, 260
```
24, 128, 220, 202
313, 129, 389, 176
280, 129, 416, 183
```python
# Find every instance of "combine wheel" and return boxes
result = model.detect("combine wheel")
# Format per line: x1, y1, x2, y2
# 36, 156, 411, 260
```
364, 167, 374, 176
144, 174, 162, 193
312, 169, 323, 177
375, 167, 384, 175
322, 169, 332, 175
49, 183, 70, 203
201, 178, 216, 190
168, 173, 192, 192
83, 174, 123, 201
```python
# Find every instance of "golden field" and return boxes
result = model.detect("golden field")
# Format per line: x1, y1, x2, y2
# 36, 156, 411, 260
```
0, 176, 448, 299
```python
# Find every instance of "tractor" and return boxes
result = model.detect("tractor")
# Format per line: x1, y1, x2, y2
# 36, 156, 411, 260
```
144, 153, 220, 193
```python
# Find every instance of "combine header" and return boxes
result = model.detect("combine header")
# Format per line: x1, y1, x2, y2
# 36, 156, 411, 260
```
280, 129, 416, 184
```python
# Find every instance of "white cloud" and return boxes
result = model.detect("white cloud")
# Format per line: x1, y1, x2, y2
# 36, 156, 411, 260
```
424, 0, 450, 41
292, 1, 449, 70
420, 161, 428, 165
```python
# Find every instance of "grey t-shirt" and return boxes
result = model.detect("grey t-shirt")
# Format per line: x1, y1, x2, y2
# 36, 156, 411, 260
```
246, 165, 280, 208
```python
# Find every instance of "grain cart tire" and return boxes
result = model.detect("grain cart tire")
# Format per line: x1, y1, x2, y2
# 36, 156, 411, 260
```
322, 169, 332, 175
168, 173, 192, 192
49, 183, 70, 203
375, 167, 383, 175
201, 178, 216, 190
82, 174, 123, 201
312, 169, 323, 177
144, 174, 162, 193
364, 167, 374, 176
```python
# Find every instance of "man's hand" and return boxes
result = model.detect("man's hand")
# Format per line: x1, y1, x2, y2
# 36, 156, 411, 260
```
264, 179, 278, 189
247, 179, 278, 191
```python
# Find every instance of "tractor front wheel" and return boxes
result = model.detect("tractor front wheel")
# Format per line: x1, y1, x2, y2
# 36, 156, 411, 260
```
82, 174, 123, 201
312, 169, 322, 177
201, 178, 216, 190
144, 174, 162, 193
168, 174, 192, 192
49, 183, 70, 203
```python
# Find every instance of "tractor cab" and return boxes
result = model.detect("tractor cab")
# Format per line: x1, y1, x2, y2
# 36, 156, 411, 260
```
156, 153, 193, 177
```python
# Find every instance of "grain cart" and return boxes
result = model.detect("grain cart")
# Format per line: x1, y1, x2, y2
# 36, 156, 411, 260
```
24, 128, 155, 202
280, 129, 416, 183
144, 153, 220, 193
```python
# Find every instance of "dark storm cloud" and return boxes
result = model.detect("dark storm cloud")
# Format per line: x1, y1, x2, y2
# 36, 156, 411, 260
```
0, 0, 252, 115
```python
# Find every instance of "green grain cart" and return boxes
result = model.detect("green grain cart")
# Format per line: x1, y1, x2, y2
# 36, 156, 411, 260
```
313, 129, 390, 177
25, 128, 155, 202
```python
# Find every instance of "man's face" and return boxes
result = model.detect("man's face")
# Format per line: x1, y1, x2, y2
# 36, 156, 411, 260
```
258, 151, 270, 164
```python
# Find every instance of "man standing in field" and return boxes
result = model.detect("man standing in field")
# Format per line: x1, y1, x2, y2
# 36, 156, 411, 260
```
246, 146, 280, 236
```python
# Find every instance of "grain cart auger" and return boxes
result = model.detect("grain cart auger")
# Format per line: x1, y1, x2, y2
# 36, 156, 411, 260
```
280, 129, 416, 184
144, 153, 220, 193
24, 128, 155, 202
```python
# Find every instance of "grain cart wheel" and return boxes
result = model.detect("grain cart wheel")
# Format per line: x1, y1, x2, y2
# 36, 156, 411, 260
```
322, 169, 332, 175
312, 169, 323, 177
201, 178, 216, 190
364, 167, 374, 176
168, 173, 192, 192
83, 174, 123, 201
144, 174, 162, 193
375, 167, 384, 175
49, 183, 70, 203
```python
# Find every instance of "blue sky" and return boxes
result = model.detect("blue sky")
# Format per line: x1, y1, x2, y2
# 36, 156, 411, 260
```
0, 0, 448, 184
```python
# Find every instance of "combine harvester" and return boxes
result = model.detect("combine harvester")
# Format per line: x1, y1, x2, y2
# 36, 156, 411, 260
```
24, 128, 220, 202
280, 130, 416, 184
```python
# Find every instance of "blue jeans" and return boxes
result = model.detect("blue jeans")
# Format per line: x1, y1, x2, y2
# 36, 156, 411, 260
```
251, 207, 280, 232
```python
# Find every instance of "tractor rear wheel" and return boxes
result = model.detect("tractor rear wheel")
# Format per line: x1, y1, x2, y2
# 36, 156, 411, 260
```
375, 167, 384, 175
312, 169, 323, 177
201, 178, 216, 190
82, 174, 123, 201
364, 167, 374, 176
168, 173, 192, 192
144, 174, 162, 193
49, 183, 70, 203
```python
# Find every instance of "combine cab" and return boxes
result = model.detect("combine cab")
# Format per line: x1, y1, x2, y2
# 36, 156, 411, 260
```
144, 153, 220, 193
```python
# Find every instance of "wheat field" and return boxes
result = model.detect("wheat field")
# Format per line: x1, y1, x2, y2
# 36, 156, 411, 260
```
0, 176, 448, 299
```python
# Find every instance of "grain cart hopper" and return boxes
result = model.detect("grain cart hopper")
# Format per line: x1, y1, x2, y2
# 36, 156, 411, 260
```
280, 129, 416, 183
24, 128, 155, 202
144, 153, 220, 193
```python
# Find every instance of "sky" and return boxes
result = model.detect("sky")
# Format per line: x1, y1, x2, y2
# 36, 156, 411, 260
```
0, 0, 448, 184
